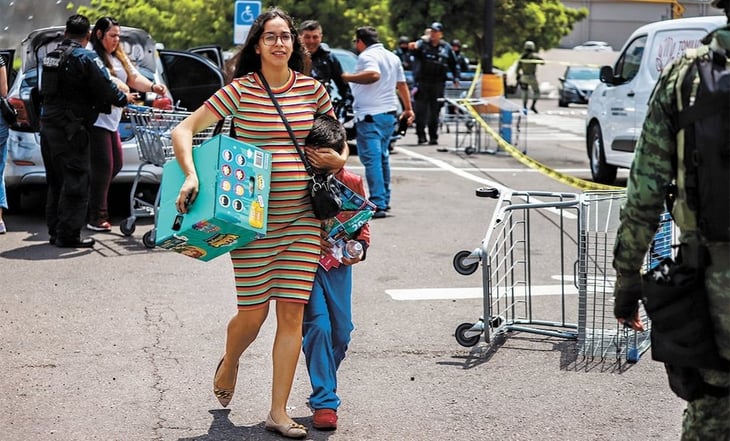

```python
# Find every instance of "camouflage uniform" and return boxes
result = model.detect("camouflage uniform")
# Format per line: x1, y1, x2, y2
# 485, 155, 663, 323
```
613, 25, 730, 440
516, 50, 544, 111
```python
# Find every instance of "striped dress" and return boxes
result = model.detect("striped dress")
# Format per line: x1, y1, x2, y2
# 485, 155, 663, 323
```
204, 71, 334, 309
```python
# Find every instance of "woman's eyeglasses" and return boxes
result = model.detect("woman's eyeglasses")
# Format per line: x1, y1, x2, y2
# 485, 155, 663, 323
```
261, 32, 293, 46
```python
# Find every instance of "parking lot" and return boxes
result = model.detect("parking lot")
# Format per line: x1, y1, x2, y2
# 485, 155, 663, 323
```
0, 100, 685, 440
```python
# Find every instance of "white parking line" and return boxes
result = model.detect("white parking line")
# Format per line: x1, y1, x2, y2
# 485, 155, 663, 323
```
387, 285, 579, 301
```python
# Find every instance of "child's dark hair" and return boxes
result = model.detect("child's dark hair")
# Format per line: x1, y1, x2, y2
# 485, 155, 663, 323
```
305, 113, 346, 154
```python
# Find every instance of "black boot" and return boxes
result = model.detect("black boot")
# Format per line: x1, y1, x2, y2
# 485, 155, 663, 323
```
530, 101, 538, 114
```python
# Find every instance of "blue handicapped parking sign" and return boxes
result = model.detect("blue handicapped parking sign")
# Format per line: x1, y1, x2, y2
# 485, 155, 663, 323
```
235, 1, 260, 26
233, 1, 261, 44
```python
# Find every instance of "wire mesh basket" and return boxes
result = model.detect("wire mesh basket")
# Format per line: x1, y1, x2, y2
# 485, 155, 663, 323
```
126, 105, 229, 167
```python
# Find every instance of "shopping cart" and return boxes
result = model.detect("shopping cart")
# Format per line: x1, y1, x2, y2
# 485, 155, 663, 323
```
452, 187, 582, 348
121, 105, 228, 248
453, 188, 676, 364
577, 191, 675, 363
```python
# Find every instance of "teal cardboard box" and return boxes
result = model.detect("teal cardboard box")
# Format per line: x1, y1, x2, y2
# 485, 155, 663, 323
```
155, 134, 272, 261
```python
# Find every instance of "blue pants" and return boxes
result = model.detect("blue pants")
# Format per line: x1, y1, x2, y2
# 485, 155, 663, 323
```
355, 112, 396, 211
302, 265, 354, 410
0, 116, 8, 211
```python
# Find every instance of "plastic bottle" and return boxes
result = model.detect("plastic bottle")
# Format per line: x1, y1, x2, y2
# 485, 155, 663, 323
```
343, 240, 363, 259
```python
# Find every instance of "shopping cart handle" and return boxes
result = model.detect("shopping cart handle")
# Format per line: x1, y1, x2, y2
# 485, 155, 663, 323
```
126, 104, 153, 113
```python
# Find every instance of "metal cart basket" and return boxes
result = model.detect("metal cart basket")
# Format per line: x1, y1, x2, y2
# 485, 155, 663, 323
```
121, 105, 228, 248
577, 191, 674, 362
453, 188, 676, 364
452, 188, 582, 348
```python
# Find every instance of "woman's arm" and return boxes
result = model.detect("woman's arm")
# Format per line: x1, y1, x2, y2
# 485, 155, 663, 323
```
171, 105, 220, 212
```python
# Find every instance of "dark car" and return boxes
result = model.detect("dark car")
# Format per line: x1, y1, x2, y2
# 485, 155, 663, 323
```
4, 26, 225, 207
557, 65, 600, 107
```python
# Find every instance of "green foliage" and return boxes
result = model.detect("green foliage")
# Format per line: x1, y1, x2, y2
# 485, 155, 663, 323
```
73, 0, 587, 57
273, 0, 393, 49
389, 0, 588, 61
76, 0, 234, 50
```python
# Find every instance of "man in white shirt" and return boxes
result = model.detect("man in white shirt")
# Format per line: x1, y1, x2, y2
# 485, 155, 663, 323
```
342, 26, 414, 218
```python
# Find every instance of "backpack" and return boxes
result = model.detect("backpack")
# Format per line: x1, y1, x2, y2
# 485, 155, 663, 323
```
676, 46, 730, 242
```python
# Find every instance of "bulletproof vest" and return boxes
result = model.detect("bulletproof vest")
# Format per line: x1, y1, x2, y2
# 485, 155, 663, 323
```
678, 48, 730, 242
40, 44, 75, 98
416, 41, 449, 82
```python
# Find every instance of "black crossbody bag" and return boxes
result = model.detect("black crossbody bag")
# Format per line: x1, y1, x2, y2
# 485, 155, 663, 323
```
259, 73, 342, 220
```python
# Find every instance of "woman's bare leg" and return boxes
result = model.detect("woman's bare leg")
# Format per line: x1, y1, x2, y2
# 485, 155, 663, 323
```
269, 301, 305, 425
215, 305, 270, 391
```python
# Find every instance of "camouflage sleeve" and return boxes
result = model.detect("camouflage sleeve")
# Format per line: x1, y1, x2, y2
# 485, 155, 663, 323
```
612, 61, 682, 274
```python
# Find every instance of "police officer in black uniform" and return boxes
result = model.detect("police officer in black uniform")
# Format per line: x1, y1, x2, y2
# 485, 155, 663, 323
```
299, 20, 352, 102
410, 21, 460, 146
40, 14, 131, 248
393, 36, 414, 71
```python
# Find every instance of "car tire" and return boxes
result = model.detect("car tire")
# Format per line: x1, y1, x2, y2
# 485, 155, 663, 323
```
588, 123, 617, 184
558, 98, 568, 108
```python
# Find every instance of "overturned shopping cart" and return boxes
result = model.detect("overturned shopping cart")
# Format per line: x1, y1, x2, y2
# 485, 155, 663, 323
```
121, 105, 227, 248
452, 188, 674, 363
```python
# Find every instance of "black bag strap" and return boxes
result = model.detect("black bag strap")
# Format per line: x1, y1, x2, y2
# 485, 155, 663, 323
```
258, 72, 316, 177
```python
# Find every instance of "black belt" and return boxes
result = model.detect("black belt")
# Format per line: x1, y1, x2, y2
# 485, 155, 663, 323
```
361, 111, 398, 122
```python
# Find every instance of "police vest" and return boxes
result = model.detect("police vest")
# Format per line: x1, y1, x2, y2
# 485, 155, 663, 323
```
675, 45, 730, 242
415, 40, 450, 82
40, 44, 75, 98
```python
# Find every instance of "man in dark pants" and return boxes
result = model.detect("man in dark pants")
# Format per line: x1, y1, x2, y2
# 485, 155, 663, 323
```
40, 14, 130, 248
410, 21, 460, 147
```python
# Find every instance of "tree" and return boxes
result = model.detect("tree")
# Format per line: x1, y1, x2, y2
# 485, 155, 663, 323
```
389, 0, 587, 61
75, 0, 234, 49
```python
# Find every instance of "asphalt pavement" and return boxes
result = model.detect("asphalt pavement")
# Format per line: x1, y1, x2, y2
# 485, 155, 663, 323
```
0, 100, 682, 441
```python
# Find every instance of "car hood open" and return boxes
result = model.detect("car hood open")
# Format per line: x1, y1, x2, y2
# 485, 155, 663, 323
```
21, 26, 157, 74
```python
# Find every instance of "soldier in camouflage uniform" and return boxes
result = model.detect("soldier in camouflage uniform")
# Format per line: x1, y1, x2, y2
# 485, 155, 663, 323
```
612, 1, 730, 439
516, 40, 544, 113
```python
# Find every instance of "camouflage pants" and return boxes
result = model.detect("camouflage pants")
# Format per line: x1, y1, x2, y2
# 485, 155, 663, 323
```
519, 74, 540, 106
681, 243, 730, 441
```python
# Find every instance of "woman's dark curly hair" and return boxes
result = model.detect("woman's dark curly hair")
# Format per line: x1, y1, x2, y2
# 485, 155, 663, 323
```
231, 7, 305, 79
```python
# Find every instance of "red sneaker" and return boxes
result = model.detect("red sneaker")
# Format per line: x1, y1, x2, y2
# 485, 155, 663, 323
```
312, 408, 337, 431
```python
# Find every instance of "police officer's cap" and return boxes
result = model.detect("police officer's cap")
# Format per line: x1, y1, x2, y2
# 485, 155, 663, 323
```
430, 22, 444, 32
451, 39, 461, 47
399, 36, 410, 44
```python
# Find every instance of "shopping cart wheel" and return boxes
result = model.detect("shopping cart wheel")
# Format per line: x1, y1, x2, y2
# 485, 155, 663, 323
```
476, 187, 500, 198
120, 217, 136, 236
455, 322, 481, 347
453, 250, 479, 275
489, 316, 503, 328
464, 146, 475, 155
142, 230, 156, 249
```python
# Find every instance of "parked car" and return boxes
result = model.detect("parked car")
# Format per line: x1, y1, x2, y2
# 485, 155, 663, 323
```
585, 15, 725, 184
557, 65, 600, 107
4, 26, 225, 208
572, 41, 613, 52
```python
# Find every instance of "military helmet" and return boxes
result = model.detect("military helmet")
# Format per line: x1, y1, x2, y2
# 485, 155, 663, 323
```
524, 40, 536, 51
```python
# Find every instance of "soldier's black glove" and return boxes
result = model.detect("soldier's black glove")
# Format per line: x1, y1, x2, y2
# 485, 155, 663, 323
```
613, 272, 642, 320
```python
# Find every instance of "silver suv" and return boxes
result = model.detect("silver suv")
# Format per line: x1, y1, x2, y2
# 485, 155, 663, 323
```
4, 26, 226, 207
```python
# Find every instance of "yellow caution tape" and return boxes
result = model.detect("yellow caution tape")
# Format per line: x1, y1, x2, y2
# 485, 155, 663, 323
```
462, 103, 623, 191
513, 59, 606, 67
462, 62, 623, 191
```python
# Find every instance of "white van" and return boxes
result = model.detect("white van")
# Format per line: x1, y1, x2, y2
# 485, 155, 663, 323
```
585, 15, 725, 184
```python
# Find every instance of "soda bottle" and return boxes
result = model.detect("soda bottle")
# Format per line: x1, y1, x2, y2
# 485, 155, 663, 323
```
343, 240, 363, 259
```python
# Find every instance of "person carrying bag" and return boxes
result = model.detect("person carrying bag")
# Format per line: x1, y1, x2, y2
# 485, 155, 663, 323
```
261, 72, 343, 220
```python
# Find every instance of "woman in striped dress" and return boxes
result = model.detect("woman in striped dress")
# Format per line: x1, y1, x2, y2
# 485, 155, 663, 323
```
171, 7, 346, 439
